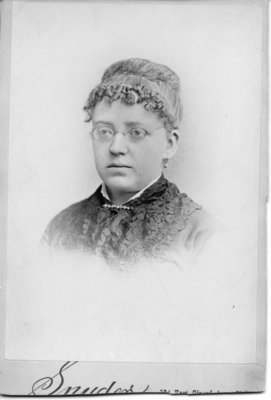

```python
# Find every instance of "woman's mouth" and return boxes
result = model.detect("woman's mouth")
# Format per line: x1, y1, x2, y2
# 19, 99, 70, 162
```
107, 164, 132, 168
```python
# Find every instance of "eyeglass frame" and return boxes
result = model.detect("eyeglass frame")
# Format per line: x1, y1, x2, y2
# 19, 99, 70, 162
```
91, 125, 167, 142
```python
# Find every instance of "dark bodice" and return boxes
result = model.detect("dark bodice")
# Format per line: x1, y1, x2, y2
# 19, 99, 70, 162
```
42, 175, 210, 264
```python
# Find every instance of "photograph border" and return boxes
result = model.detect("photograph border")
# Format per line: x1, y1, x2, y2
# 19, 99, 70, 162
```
0, 0, 267, 395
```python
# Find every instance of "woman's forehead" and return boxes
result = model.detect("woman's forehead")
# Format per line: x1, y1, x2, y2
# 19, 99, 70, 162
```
92, 99, 163, 127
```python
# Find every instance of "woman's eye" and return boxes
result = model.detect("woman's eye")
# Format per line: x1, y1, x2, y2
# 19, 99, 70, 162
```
98, 127, 112, 136
94, 127, 113, 140
128, 128, 147, 140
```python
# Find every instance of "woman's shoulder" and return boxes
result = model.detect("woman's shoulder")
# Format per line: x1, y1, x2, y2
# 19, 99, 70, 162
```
164, 181, 214, 252
41, 188, 101, 247
175, 201, 215, 256
49, 197, 90, 226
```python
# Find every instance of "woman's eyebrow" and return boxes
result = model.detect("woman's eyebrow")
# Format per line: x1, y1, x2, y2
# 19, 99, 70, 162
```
92, 120, 113, 125
93, 120, 149, 128
125, 121, 146, 127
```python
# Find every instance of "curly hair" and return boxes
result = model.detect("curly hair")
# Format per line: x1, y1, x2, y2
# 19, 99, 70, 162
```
84, 58, 183, 131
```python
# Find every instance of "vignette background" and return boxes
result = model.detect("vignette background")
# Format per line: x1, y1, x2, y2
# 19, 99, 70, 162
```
5, 0, 265, 364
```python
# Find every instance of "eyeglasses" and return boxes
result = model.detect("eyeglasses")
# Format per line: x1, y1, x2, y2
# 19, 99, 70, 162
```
91, 126, 164, 142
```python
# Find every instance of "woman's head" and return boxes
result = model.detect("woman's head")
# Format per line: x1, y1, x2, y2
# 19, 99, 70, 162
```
84, 58, 183, 132
84, 58, 182, 204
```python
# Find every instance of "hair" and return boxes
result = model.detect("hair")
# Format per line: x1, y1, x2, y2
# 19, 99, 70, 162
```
83, 58, 183, 131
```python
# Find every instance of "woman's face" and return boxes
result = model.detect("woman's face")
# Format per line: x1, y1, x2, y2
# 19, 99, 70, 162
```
91, 99, 178, 202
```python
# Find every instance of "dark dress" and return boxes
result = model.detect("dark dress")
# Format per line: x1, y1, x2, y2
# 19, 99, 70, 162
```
42, 174, 211, 265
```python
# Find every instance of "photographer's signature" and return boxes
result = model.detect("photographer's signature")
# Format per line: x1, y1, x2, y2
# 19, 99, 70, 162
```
29, 361, 150, 396
29, 361, 223, 396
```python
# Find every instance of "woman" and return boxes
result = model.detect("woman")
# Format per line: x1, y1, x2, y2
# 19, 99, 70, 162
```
42, 58, 211, 266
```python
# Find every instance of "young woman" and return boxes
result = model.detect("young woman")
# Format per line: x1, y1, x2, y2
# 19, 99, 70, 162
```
42, 58, 211, 266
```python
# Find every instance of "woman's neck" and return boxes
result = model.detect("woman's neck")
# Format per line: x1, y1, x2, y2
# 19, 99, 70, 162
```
102, 174, 162, 205
109, 190, 138, 205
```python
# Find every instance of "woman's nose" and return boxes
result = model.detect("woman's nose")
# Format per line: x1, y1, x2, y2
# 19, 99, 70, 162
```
109, 132, 128, 155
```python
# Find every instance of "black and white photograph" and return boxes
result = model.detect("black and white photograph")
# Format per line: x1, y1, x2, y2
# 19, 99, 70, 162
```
0, 0, 267, 395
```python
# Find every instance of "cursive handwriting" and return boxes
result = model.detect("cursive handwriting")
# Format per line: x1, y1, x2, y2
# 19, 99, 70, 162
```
29, 361, 226, 395
29, 361, 150, 396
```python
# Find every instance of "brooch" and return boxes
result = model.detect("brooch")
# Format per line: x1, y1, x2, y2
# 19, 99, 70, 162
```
102, 204, 130, 210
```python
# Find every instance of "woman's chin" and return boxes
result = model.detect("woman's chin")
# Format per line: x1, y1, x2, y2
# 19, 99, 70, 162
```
104, 175, 137, 193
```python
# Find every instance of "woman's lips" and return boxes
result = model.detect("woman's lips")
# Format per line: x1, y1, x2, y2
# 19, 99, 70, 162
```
107, 164, 132, 168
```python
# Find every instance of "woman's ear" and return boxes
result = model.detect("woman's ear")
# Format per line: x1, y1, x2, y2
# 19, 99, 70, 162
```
164, 129, 181, 159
